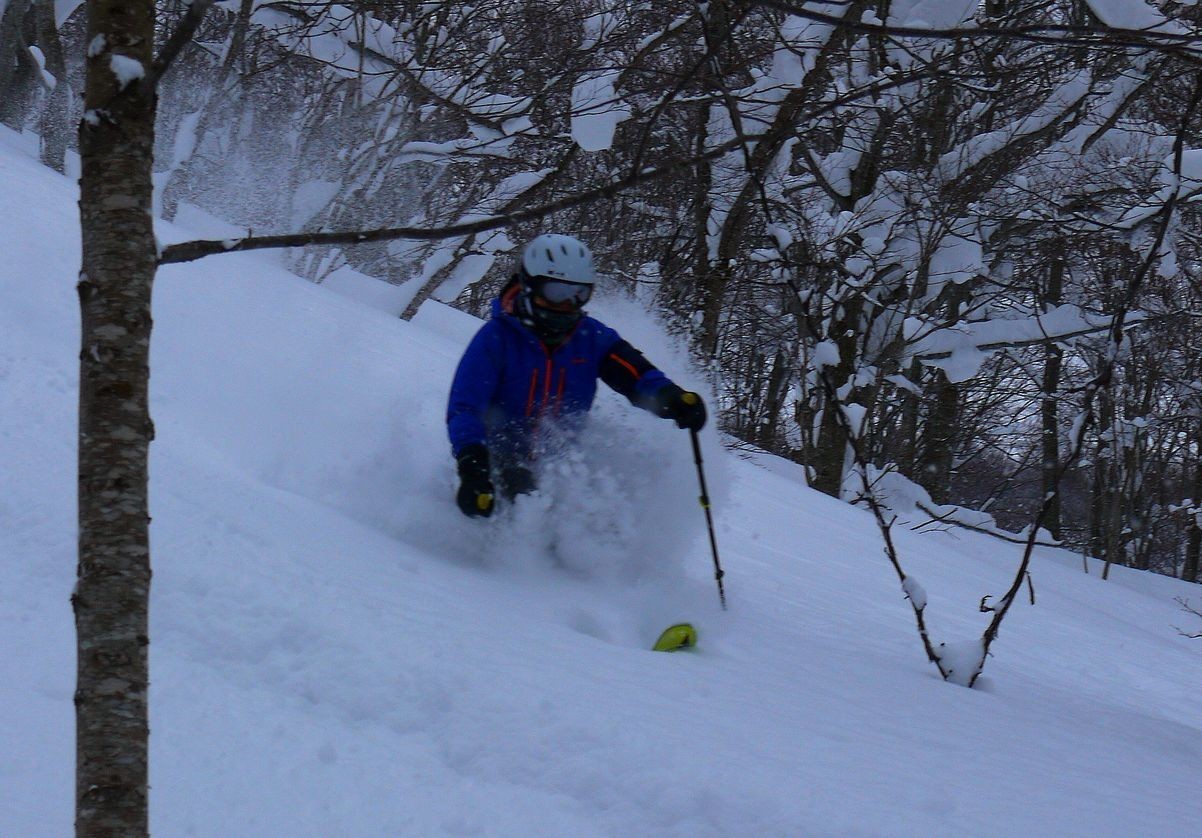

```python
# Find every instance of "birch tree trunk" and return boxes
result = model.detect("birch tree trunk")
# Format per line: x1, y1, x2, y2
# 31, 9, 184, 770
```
75, 0, 157, 833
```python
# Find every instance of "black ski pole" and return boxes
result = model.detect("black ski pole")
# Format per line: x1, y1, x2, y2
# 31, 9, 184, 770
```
689, 428, 727, 609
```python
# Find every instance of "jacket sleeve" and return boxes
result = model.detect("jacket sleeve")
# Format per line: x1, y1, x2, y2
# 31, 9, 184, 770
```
447, 323, 502, 457
598, 336, 672, 413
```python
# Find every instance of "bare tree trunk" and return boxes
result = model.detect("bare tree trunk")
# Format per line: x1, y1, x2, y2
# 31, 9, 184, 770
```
687, 98, 715, 341
160, 0, 254, 221
1088, 438, 1105, 560
916, 368, 958, 504
810, 296, 862, 497
1124, 435, 1147, 570
894, 358, 922, 474
34, 0, 68, 172
1183, 455, 1201, 583
0, 0, 34, 127
1096, 391, 1122, 580
810, 401, 847, 497
756, 347, 791, 446
1040, 258, 1064, 539
916, 288, 968, 504
75, 0, 157, 833
692, 0, 732, 359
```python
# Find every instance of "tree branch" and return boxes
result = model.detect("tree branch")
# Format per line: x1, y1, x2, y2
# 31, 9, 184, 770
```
916, 501, 1061, 548
1175, 597, 1202, 638
751, 0, 1202, 60
158, 53, 951, 267
148, 0, 215, 89
158, 131, 759, 264
910, 310, 1199, 363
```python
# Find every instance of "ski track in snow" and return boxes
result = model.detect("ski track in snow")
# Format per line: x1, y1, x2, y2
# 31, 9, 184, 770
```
2, 124, 1201, 836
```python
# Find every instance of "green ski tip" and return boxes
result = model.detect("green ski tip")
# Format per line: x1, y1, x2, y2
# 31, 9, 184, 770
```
652, 623, 697, 652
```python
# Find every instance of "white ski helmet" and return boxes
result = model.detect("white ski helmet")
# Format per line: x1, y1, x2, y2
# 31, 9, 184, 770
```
521, 233, 596, 285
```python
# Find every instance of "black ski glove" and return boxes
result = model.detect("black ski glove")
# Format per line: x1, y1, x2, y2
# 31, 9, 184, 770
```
498, 463, 537, 500
654, 384, 707, 432
455, 443, 495, 518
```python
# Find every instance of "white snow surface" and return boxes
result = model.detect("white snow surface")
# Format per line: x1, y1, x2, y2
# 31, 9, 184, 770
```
3, 124, 1202, 836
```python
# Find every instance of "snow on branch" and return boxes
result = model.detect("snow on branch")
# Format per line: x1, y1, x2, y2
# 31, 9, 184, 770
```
907, 304, 1146, 369
255, 3, 532, 136
935, 71, 1094, 185
915, 502, 1060, 549
750, 0, 1201, 60
158, 129, 767, 265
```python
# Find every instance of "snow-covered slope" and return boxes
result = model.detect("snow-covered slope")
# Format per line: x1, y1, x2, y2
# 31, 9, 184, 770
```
2, 126, 1201, 837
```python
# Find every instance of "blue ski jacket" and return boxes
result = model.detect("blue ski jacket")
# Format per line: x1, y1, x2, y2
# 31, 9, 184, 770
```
447, 287, 674, 459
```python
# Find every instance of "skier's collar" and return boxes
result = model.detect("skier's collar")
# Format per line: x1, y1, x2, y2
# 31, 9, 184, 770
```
499, 283, 520, 315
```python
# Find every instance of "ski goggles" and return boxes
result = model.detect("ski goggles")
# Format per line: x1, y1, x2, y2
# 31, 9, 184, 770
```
528, 276, 593, 311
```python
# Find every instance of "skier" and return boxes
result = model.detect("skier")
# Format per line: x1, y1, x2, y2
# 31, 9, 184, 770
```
447, 233, 707, 518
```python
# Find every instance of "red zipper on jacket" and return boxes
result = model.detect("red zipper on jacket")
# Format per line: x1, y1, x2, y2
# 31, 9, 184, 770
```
526, 332, 575, 419
525, 368, 538, 416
